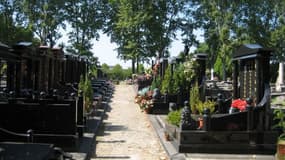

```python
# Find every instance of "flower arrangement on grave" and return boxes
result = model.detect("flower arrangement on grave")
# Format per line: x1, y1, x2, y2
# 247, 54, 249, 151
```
183, 55, 199, 82
134, 87, 153, 113
230, 99, 247, 111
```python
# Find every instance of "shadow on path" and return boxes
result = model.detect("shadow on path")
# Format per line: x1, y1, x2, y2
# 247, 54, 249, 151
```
94, 155, 130, 159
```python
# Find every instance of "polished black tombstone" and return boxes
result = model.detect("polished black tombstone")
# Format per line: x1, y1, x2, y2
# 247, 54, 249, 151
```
193, 53, 207, 85
12, 42, 40, 97
0, 42, 19, 93
0, 40, 106, 159
52, 47, 64, 88
64, 54, 77, 84
38, 46, 54, 93
159, 57, 168, 79
165, 44, 279, 154
0, 43, 89, 151
232, 44, 271, 103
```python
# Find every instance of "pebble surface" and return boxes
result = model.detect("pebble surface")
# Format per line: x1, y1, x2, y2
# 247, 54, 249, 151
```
91, 83, 168, 160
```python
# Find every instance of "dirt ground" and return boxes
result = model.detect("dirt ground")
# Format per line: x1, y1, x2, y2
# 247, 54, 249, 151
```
91, 83, 168, 160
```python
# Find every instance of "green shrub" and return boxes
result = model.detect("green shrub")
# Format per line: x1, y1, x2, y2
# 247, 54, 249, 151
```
167, 109, 181, 126
79, 75, 94, 113
161, 66, 172, 94
273, 109, 285, 131
161, 65, 180, 95
196, 100, 216, 115
190, 82, 200, 113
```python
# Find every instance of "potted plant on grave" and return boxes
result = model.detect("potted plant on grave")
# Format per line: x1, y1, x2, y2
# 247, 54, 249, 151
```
161, 66, 178, 102
173, 63, 188, 105
189, 81, 216, 129
165, 109, 181, 141
190, 82, 200, 114
196, 100, 216, 115
79, 75, 94, 113
272, 104, 285, 159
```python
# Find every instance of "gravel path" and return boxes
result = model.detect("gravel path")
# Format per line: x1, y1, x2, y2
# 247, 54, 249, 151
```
91, 84, 168, 160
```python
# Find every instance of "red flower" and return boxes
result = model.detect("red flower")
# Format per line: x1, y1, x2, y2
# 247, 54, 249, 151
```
231, 99, 247, 111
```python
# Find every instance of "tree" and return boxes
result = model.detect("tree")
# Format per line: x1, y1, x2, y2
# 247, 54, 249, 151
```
104, 0, 185, 73
100, 63, 132, 80
20, 0, 66, 47
0, 0, 34, 45
106, 0, 151, 73
196, 1, 235, 80
101, 63, 110, 75
270, 1, 285, 61
110, 64, 123, 80
185, 0, 280, 80
65, 0, 104, 56
179, 0, 199, 47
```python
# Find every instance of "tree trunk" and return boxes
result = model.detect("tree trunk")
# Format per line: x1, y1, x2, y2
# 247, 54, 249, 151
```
136, 56, 139, 73
222, 61, 226, 81
132, 58, 135, 74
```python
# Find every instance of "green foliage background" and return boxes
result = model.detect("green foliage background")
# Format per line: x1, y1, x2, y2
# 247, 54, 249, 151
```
101, 63, 132, 80
1, 0, 285, 79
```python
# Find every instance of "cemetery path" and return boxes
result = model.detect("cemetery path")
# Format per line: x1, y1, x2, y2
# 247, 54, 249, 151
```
91, 83, 168, 160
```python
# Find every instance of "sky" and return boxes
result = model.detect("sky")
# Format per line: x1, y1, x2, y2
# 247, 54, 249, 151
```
91, 33, 185, 69
58, 28, 203, 69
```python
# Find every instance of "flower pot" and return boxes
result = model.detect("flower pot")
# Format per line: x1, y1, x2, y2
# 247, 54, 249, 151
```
164, 132, 171, 141
197, 117, 203, 130
277, 134, 285, 159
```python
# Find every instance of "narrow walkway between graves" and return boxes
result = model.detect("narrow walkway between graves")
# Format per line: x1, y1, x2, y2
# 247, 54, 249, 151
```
91, 83, 168, 160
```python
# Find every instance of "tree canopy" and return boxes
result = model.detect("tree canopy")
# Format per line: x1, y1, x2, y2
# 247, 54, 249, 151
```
1, 0, 285, 77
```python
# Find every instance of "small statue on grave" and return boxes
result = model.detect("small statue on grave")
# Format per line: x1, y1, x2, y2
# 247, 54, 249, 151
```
180, 101, 197, 130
